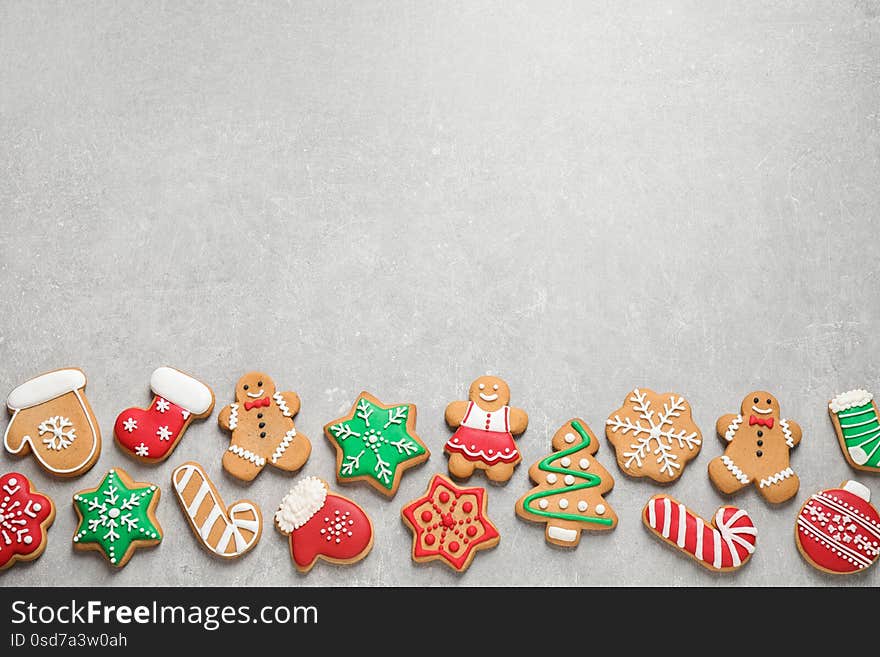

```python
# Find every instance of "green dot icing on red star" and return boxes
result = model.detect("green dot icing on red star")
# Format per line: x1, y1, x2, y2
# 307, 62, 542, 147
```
324, 392, 430, 497
72, 468, 162, 568
401, 474, 500, 572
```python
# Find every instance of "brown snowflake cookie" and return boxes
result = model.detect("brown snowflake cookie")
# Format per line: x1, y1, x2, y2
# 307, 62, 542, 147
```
605, 388, 702, 483
218, 372, 311, 482
709, 391, 801, 504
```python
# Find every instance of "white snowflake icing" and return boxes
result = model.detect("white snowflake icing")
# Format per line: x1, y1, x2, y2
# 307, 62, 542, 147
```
330, 423, 360, 441
341, 450, 364, 475
383, 406, 407, 428
356, 399, 373, 426
38, 416, 76, 451
122, 418, 138, 433
84, 482, 142, 543
135, 443, 149, 457
156, 398, 170, 413
606, 389, 701, 478
156, 426, 173, 441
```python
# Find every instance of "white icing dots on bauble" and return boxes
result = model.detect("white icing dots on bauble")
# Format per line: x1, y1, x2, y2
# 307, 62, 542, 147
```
558, 498, 569, 509
24, 536, 32, 544
560, 457, 571, 467
546, 473, 557, 484
564, 433, 576, 444
8, 478, 16, 486
32, 503, 41, 512
563, 475, 575, 485
538, 499, 549, 510
579, 458, 590, 469
577, 501, 588, 512
595, 504, 606, 515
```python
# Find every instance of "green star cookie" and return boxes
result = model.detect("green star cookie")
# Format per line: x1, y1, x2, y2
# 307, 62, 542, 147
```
324, 392, 430, 497
72, 468, 162, 567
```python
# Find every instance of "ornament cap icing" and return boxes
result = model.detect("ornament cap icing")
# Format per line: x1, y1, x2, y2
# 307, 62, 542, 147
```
842, 480, 871, 502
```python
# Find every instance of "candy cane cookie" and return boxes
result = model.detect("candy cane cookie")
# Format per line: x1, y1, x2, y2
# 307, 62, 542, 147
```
642, 494, 757, 572
172, 462, 262, 559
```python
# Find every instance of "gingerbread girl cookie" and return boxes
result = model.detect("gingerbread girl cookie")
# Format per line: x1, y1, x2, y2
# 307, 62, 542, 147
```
444, 376, 528, 483
709, 391, 802, 504
218, 372, 311, 482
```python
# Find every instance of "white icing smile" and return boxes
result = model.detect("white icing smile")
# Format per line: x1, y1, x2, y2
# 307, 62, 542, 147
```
751, 405, 772, 415
246, 389, 264, 398
479, 392, 499, 402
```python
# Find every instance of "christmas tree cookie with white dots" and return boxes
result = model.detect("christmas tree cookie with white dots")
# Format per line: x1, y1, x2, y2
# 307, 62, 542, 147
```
515, 418, 617, 548
72, 468, 162, 568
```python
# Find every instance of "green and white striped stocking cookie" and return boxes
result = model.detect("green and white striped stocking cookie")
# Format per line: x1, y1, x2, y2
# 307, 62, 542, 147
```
829, 390, 880, 471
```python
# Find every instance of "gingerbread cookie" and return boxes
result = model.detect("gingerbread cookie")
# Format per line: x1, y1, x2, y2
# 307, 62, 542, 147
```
643, 494, 757, 572
324, 392, 430, 497
172, 462, 262, 559
444, 376, 528, 483
828, 390, 880, 473
401, 474, 500, 572
4, 368, 101, 477
605, 388, 701, 482
0, 473, 55, 571
218, 372, 311, 482
72, 468, 162, 568
709, 391, 802, 504
115, 367, 215, 463
515, 418, 617, 548
795, 480, 880, 575
274, 476, 373, 572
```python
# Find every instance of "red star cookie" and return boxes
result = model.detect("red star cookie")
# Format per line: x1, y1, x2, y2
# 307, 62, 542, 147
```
401, 474, 499, 572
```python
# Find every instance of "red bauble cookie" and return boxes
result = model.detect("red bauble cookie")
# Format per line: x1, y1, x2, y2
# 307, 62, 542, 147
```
795, 480, 880, 574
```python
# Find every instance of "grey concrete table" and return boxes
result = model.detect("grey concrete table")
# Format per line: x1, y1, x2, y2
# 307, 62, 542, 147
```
1, 1, 878, 587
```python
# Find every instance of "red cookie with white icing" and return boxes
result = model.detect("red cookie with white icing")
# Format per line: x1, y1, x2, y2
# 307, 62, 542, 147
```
401, 474, 500, 572
0, 472, 55, 571
795, 480, 880, 575
274, 476, 373, 573
115, 367, 215, 463
642, 494, 757, 572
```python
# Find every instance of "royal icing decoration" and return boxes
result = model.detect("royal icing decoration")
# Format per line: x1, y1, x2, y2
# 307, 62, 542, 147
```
796, 481, 880, 574
516, 418, 617, 547
605, 388, 701, 482
4, 368, 101, 477
709, 391, 802, 504
643, 495, 757, 572
114, 367, 214, 464
444, 376, 528, 483
829, 390, 880, 472
401, 474, 500, 572
172, 462, 262, 559
324, 392, 430, 497
72, 468, 162, 568
219, 372, 311, 482
274, 477, 373, 572
0, 473, 55, 570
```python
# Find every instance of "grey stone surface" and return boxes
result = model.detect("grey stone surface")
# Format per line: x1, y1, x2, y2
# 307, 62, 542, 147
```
0, 1, 878, 587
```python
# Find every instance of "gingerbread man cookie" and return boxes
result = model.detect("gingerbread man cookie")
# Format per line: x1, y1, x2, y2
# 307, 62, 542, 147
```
444, 376, 528, 483
218, 372, 311, 482
709, 391, 802, 504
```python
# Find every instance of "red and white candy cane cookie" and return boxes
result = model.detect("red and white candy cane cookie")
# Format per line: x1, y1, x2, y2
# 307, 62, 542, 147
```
642, 494, 757, 572
0, 472, 55, 571
795, 480, 880, 575
115, 367, 214, 463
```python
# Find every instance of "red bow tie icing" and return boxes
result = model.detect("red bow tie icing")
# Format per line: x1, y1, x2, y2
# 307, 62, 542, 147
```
245, 397, 271, 411
749, 415, 774, 429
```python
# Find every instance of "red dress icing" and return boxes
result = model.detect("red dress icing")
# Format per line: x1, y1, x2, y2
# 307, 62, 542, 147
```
445, 402, 519, 464
290, 494, 372, 569
796, 484, 880, 573
0, 472, 54, 569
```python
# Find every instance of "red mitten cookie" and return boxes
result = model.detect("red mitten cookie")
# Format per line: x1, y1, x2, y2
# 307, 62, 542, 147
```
274, 477, 373, 573
115, 367, 215, 463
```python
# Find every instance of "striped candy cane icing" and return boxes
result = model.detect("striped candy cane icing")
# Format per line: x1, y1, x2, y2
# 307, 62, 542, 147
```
643, 495, 757, 571
172, 462, 262, 558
